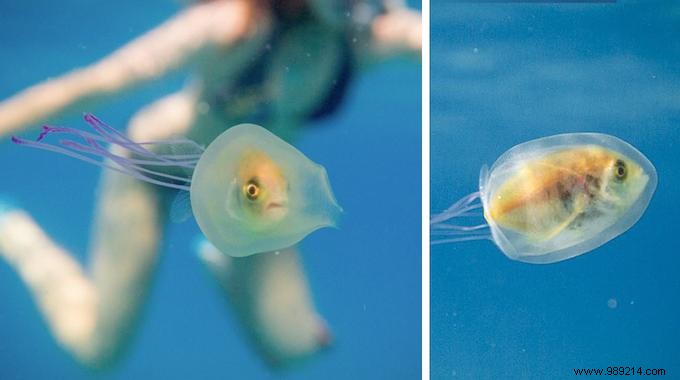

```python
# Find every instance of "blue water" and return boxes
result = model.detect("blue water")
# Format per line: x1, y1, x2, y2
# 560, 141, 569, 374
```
431, 2, 679, 379
0, 1, 421, 379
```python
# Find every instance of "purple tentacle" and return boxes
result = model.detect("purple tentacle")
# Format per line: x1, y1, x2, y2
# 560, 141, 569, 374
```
59, 140, 192, 184
39, 119, 204, 163
84, 113, 204, 160
12, 136, 191, 191
11, 114, 202, 191
37, 127, 201, 165
61, 138, 197, 169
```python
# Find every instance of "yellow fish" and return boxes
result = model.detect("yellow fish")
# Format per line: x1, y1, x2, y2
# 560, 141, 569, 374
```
432, 133, 657, 264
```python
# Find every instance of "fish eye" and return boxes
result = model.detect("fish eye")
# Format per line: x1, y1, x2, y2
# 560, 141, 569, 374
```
244, 179, 260, 201
614, 159, 627, 181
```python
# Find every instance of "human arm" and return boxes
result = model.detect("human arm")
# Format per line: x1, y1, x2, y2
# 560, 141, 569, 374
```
0, 0, 266, 139
357, 6, 422, 66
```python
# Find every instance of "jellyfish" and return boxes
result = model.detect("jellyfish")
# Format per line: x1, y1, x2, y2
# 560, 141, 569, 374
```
431, 133, 657, 264
12, 114, 342, 258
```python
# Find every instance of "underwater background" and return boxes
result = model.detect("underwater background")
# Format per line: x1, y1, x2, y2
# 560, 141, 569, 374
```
431, 1, 679, 379
0, 0, 421, 379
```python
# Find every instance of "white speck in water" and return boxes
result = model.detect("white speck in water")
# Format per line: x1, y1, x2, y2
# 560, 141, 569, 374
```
352, 37, 358, 43
274, 251, 280, 255
472, 47, 479, 54
607, 298, 618, 309
630, 300, 635, 305
285, 66, 290, 72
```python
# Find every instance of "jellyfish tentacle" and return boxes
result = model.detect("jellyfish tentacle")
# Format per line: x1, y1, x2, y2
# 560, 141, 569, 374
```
12, 136, 192, 191
431, 191, 491, 245
430, 224, 489, 239
430, 191, 482, 224
59, 140, 193, 184
11, 115, 202, 191
431, 235, 491, 245
431, 222, 488, 231
60, 139, 197, 170
87, 114, 204, 151
51, 114, 205, 163
34, 125, 203, 162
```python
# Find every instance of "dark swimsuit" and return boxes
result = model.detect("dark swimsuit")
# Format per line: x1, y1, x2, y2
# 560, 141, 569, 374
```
208, 4, 355, 126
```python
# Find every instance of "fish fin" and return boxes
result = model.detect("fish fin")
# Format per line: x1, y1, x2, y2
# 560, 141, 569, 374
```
170, 191, 193, 223
167, 134, 204, 176
159, 136, 202, 195
167, 134, 204, 156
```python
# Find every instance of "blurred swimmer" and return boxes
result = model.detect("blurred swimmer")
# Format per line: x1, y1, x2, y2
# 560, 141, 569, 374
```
0, 0, 420, 369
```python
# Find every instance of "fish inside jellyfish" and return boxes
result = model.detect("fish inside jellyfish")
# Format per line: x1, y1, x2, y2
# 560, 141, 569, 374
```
12, 114, 342, 257
431, 133, 657, 264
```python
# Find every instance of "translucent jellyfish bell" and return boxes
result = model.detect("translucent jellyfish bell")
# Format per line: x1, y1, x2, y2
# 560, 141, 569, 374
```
190, 124, 342, 257
432, 133, 657, 264
12, 115, 342, 258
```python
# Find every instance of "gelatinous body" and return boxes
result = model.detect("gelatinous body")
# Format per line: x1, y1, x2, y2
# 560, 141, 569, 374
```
191, 124, 342, 257
481, 133, 656, 263
432, 133, 657, 264
13, 115, 342, 258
